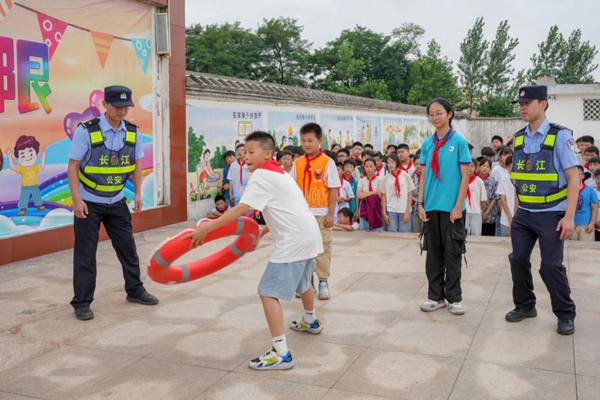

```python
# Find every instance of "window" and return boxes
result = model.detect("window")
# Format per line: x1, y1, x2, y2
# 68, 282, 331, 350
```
583, 99, 600, 121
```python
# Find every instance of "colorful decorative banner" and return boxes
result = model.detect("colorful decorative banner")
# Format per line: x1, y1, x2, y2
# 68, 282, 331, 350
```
36, 12, 68, 60
91, 30, 113, 68
132, 38, 152, 75
0, 0, 13, 23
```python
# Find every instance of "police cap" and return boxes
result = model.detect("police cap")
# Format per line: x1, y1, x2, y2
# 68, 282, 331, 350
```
104, 85, 134, 107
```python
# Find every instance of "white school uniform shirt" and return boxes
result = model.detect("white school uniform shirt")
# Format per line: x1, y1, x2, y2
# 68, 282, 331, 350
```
226, 160, 251, 202
240, 168, 323, 263
376, 165, 387, 177
496, 174, 516, 227
337, 180, 355, 210
358, 175, 383, 196
491, 165, 509, 184
466, 176, 487, 214
399, 162, 416, 178
380, 171, 415, 213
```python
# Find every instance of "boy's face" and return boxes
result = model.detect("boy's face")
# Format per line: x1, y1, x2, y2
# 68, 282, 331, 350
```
17, 147, 38, 166
352, 145, 362, 157
583, 151, 596, 162
397, 148, 409, 162
343, 163, 355, 176
589, 162, 600, 172
225, 155, 235, 165
364, 161, 376, 176
279, 154, 293, 169
244, 141, 272, 172
236, 146, 246, 160
337, 152, 348, 164
300, 132, 321, 156
492, 139, 502, 150
578, 141, 592, 153
215, 200, 228, 212
338, 212, 351, 225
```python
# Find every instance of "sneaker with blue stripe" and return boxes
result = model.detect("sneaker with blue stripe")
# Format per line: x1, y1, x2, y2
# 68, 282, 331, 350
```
248, 347, 295, 370
290, 318, 323, 334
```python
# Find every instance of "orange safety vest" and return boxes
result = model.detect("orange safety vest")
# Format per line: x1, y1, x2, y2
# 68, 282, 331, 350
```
294, 153, 331, 209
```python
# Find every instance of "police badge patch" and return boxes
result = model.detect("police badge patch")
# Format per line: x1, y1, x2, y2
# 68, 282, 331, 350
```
566, 138, 578, 154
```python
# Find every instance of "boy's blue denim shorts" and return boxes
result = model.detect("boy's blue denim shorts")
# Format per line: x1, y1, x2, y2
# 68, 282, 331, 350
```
257, 258, 316, 300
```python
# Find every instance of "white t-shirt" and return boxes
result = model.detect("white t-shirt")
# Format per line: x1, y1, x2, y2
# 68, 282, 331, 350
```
399, 162, 416, 178
380, 171, 415, 213
358, 175, 383, 197
240, 168, 323, 263
496, 175, 516, 227
290, 156, 341, 216
491, 165, 509, 185
466, 176, 487, 214
376, 165, 387, 177
337, 180, 355, 210
226, 161, 251, 202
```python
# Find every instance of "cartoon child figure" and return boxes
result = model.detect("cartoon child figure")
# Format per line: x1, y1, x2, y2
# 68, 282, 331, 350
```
5, 135, 46, 216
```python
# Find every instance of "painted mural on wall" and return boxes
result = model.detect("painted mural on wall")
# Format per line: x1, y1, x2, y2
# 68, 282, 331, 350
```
320, 114, 355, 149
383, 117, 433, 151
356, 116, 382, 151
268, 111, 317, 149
0, 0, 156, 238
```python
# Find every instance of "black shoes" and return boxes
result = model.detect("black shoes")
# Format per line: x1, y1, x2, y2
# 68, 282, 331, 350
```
557, 319, 575, 336
126, 291, 159, 306
505, 308, 538, 322
74, 306, 94, 321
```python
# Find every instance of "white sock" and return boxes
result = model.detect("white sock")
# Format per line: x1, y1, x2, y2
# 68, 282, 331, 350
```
272, 334, 288, 356
303, 309, 316, 324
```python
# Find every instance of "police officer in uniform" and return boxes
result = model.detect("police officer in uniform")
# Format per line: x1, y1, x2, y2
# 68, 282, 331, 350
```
68, 85, 158, 321
505, 85, 578, 335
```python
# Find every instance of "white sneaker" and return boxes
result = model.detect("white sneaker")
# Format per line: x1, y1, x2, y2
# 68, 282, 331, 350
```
318, 280, 330, 300
448, 302, 465, 315
420, 299, 446, 312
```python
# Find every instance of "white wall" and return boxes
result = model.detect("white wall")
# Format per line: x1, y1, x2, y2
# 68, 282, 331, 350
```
547, 94, 600, 143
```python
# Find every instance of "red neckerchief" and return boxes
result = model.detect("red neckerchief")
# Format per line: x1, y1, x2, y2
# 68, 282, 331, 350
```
584, 163, 590, 171
431, 131, 452, 181
257, 160, 284, 174
390, 169, 402, 197
302, 150, 323, 194
577, 183, 586, 210
399, 160, 413, 173
237, 159, 246, 182
467, 175, 477, 207
376, 164, 384, 175
343, 174, 354, 184
367, 174, 377, 192
218, 204, 229, 213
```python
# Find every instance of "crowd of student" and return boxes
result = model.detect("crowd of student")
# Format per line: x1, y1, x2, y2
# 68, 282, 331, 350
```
207, 124, 600, 242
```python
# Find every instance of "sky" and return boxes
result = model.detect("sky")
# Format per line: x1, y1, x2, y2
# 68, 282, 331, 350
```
185, 0, 600, 81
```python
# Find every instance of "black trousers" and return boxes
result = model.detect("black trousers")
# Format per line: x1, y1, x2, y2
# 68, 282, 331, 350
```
509, 208, 576, 320
424, 211, 466, 303
482, 222, 496, 236
71, 199, 144, 309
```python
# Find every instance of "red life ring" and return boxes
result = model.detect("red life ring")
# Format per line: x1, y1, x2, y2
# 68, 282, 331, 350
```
147, 217, 260, 284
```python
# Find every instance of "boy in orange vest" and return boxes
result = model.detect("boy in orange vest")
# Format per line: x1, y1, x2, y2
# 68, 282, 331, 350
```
292, 123, 340, 300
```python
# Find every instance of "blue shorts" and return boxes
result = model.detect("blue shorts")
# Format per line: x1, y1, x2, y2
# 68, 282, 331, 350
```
257, 258, 316, 300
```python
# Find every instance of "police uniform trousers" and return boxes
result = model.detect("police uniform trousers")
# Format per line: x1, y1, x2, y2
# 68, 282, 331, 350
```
424, 211, 466, 303
70, 199, 144, 309
509, 208, 576, 320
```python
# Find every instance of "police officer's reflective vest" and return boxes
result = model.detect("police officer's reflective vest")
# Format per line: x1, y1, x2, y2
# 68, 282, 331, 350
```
78, 118, 137, 197
510, 123, 569, 209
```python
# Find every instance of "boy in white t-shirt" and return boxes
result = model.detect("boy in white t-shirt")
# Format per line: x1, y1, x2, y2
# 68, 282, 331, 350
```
465, 158, 487, 236
336, 162, 355, 211
188, 131, 323, 371
496, 156, 515, 237
226, 143, 251, 206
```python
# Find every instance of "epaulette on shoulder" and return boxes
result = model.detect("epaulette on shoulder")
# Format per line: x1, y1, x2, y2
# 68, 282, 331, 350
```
78, 118, 100, 129
549, 122, 571, 133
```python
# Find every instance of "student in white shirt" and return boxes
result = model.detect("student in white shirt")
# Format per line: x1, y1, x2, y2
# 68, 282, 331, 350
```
496, 156, 516, 237
465, 159, 487, 236
226, 143, 251, 206
188, 131, 323, 371
491, 147, 512, 184
396, 143, 416, 177
381, 154, 415, 232
335, 162, 355, 213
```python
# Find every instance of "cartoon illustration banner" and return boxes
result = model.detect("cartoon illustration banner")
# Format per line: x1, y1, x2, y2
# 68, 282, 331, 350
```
320, 114, 355, 149
383, 117, 432, 151
356, 116, 382, 151
268, 111, 317, 149
0, 0, 156, 238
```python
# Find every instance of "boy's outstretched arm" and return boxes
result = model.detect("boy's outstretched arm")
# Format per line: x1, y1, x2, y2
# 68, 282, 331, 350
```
187, 203, 250, 248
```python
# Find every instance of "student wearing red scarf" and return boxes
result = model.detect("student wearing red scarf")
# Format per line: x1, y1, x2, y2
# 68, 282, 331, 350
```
381, 154, 415, 232
357, 158, 384, 231
417, 98, 471, 316
465, 158, 487, 236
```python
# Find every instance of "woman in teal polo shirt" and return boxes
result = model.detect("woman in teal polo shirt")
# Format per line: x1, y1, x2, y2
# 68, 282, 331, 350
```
417, 98, 471, 315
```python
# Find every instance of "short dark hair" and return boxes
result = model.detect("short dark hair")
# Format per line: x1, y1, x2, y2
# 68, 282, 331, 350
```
276, 150, 292, 161
364, 144, 374, 150
337, 148, 350, 156
373, 151, 383, 159
481, 146, 495, 157
583, 146, 599, 156
589, 156, 600, 165
397, 143, 409, 151
352, 141, 363, 148
594, 169, 600, 177
214, 194, 226, 203
289, 146, 304, 156
14, 135, 40, 156
331, 143, 341, 150
300, 122, 322, 139
245, 131, 275, 150
335, 161, 343, 168
498, 146, 513, 156
343, 159, 357, 168
576, 135, 595, 145
337, 207, 353, 219
361, 149, 374, 158
223, 150, 235, 160
363, 158, 376, 166
386, 144, 398, 151
491, 135, 503, 143
324, 150, 336, 159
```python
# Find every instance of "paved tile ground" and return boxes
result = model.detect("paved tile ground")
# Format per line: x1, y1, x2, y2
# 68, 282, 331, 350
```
0, 222, 598, 400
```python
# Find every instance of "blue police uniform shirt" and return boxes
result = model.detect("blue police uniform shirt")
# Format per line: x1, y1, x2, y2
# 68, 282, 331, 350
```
419, 130, 472, 213
519, 117, 578, 213
68, 115, 144, 204
574, 186, 599, 226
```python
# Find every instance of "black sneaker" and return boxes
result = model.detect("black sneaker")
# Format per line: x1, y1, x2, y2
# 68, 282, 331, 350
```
126, 291, 159, 306
505, 308, 537, 322
74, 306, 94, 321
557, 319, 575, 335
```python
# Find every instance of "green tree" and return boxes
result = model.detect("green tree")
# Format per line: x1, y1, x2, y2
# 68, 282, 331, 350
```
255, 17, 312, 85
187, 127, 206, 173
185, 22, 259, 79
407, 40, 461, 106
457, 17, 488, 115
528, 26, 598, 84
483, 20, 519, 96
